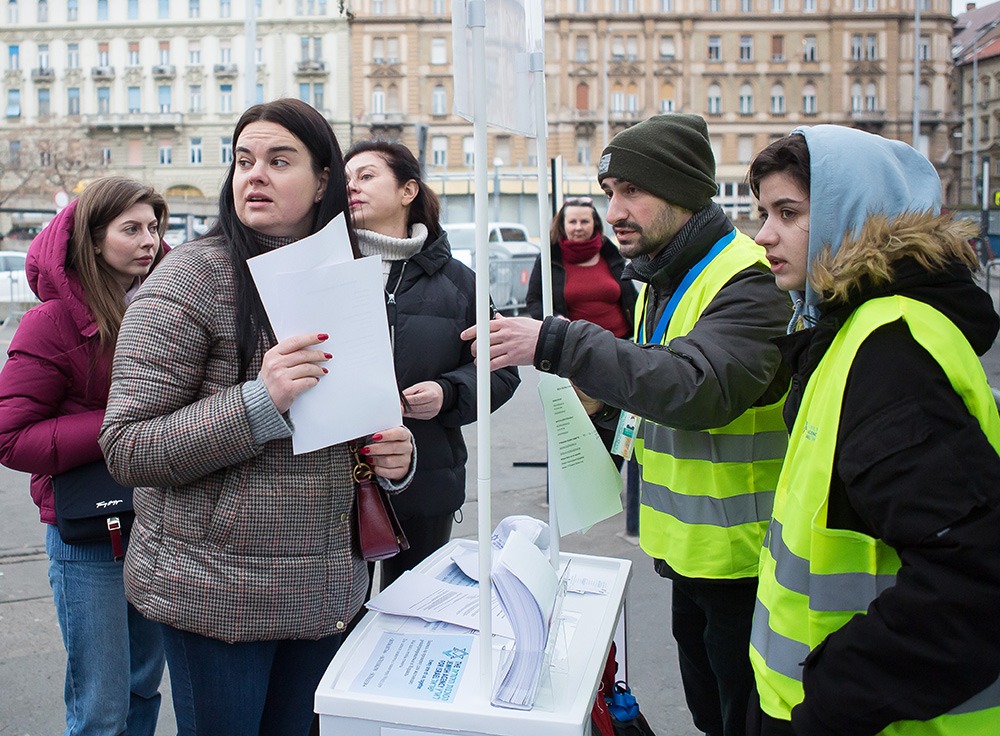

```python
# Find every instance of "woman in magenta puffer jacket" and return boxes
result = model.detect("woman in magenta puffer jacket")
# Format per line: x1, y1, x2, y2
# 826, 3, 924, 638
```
0, 177, 169, 736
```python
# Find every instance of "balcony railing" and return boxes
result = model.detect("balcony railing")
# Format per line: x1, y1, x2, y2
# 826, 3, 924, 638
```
214, 63, 238, 77
82, 112, 184, 129
152, 64, 177, 78
296, 60, 327, 73
31, 67, 55, 81
91, 65, 116, 80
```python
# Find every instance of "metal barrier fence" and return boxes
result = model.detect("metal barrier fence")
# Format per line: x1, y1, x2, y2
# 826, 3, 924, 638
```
487, 257, 535, 315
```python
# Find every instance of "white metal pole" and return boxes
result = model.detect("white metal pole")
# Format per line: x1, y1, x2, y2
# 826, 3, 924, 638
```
973, 49, 979, 207
530, 53, 560, 571
467, 0, 493, 695
912, 1, 921, 148
244, 0, 257, 110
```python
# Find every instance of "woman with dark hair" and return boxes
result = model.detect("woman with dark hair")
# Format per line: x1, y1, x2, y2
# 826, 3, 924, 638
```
99, 100, 414, 734
345, 138, 519, 587
0, 176, 168, 735
526, 197, 638, 466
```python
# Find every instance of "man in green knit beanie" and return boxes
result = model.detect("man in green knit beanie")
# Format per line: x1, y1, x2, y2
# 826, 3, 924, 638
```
462, 114, 791, 736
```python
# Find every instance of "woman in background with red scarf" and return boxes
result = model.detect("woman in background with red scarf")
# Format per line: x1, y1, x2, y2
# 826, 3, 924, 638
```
526, 197, 637, 465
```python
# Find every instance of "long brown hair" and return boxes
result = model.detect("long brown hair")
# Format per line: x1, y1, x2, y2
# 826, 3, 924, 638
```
549, 197, 604, 247
69, 176, 168, 352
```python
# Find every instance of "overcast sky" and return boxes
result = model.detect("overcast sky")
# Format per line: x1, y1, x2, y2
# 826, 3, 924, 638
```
955, 0, 999, 16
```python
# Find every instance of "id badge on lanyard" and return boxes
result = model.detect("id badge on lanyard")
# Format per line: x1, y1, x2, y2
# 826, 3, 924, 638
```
611, 409, 639, 460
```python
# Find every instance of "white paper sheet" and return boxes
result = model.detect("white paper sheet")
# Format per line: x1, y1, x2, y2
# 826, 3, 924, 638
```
247, 214, 402, 454
349, 633, 473, 702
537, 374, 624, 534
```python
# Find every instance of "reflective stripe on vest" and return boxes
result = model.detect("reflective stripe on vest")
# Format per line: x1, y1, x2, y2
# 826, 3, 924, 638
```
635, 230, 788, 579
751, 295, 1000, 731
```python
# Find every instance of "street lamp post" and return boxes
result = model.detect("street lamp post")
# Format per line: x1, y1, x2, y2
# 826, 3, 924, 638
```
912, 0, 921, 149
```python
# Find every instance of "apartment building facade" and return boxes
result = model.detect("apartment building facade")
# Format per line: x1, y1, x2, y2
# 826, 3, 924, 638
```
349, 0, 958, 218
1, 0, 960, 234
0, 0, 350, 232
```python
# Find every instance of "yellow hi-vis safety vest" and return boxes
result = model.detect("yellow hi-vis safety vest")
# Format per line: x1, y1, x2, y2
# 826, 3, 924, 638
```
634, 230, 787, 579
751, 295, 1000, 732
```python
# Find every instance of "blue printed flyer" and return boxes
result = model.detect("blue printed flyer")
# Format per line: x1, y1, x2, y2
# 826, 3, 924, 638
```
350, 633, 473, 702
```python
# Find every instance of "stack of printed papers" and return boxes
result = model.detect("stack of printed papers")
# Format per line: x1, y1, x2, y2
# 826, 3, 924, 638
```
490, 529, 560, 709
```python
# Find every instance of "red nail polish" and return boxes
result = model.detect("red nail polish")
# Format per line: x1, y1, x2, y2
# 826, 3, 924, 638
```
324, 352, 333, 359
317, 333, 329, 341
360, 447, 370, 455
372, 433, 383, 442
322, 367, 328, 374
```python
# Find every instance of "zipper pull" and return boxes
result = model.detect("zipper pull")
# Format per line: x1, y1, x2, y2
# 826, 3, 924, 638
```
387, 293, 396, 305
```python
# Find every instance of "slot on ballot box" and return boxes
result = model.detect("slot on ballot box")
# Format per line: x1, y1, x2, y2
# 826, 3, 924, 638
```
314, 538, 631, 736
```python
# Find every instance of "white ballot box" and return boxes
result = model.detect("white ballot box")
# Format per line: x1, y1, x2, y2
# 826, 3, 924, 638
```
315, 538, 632, 736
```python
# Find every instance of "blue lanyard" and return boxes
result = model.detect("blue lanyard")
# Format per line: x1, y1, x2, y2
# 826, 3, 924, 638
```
637, 229, 737, 345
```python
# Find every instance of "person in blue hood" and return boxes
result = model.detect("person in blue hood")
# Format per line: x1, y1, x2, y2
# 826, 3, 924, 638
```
745, 124, 1000, 735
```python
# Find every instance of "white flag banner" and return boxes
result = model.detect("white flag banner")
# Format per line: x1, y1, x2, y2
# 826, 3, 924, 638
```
451, 0, 544, 137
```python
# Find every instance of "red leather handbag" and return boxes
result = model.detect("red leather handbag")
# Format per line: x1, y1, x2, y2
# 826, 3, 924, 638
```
350, 442, 410, 562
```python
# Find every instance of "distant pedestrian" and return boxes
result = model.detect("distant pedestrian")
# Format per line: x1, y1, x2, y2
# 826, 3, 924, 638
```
525, 195, 637, 468
99, 99, 414, 736
0, 176, 168, 735
747, 125, 1000, 734
463, 113, 791, 736
345, 139, 520, 588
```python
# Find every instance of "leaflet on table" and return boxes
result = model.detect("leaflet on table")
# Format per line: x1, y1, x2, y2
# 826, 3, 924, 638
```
349, 632, 473, 702
537, 374, 624, 534
366, 569, 516, 640
247, 213, 402, 454
450, 539, 611, 595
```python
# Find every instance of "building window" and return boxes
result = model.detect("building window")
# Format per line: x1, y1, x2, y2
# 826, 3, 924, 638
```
97, 86, 110, 114
851, 34, 863, 61
865, 34, 877, 60
431, 136, 447, 167
852, 0, 863, 8
159, 42, 171, 65
707, 83, 721, 114
67, 86, 80, 115
575, 81, 589, 111
851, 82, 862, 112
219, 84, 232, 113
219, 44, 232, 64
431, 37, 447, 65
659, 82, 674, 112
611, 36, 625, 59
660, 0, 671, 9
611, 88, 624, 112
738, 135, 754, 165
7, 44, 18, 71
803, 35, 817, 62
741, 0, 752, 11
371, 86, 385, 115
770, 83, 785, 114
575, 36, 589, 63
432, 84, 447, 115
918, 35, 930, 61
127, 0, 137, 17
128, 85, 141, 112
128, 41, 140, 66
158, 0, 169, 17
189, 43, 201, 65
158, 85, 171, 112
98, 0, 108, 19
867, 0, 877, 8
189, 0, 199, 16
190, 137, 202, 164
659, 36, 675, 60
708, 35, 721, 61
739, 35, 753, 62
771, 35, 784, 62
299, 82, 324, 110
372, 37, 384, 62
372, 0, 383, 13
576, 0, 589, 11
739, 83, 753, 114
159, 143, 172, 165
39, 148, 52, 167
802, 83, 817, 114
220, 0, 231, 16
803, 0, 815, 10
67, 0, 77, 20
101, 147, 111, 165
576, 134, 591, 165
386, 38, 399, 63
8, 140, 20, 166
67, 43, 79, 68
98, 43, 109, 67
626, 36, 638, 61
38, 0, 47, 21
300, 36, 322, 61
919, 82, 930, 112
771, 0, 783, 10
432, 0, 444, 12
221, 136, 232, 163
37, 88, 50, 117
38, 44, 49, 69
708, 0, 719, 11
865, 82, 877, 111
5, 89, 20, 117
463, 135, 474, 166
256, 83, 264, 104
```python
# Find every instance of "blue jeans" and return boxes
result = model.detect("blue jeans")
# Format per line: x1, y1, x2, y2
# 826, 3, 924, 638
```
161, 624, 343, 736
47, 527, 165, 736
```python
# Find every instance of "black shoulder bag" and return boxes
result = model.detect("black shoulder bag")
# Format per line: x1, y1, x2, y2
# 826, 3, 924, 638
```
52, 461, 134, 561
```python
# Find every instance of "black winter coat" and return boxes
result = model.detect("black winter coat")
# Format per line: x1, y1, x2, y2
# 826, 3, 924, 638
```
769, 255, 1000, 736
525, 235, 638, 335
384, 229, 520, 519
